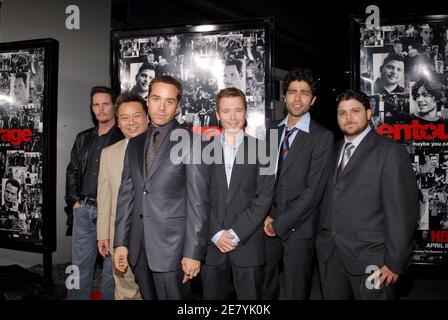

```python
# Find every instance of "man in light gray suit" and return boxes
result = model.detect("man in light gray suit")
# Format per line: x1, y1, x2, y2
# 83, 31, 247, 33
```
113, 75, 209, 299
316, 89, 418, 300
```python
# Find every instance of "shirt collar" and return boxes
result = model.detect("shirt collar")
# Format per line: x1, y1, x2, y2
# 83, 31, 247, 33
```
96, 123, 118, 137
220, 132, 244, 148
344, 125, 372, 149
150, 119, 175, 135
278, 112, 311, 133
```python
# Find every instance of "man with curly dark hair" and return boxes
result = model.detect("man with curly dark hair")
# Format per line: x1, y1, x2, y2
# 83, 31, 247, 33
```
263, 68, 334, 299
410, 77, 445, 123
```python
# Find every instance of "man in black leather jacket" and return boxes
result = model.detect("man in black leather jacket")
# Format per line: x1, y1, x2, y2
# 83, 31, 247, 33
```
65, 86, 123, 300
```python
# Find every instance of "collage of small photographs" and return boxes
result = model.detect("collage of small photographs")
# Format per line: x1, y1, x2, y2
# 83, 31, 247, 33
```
360, 23, 448, 263
0, 48, 45, 242
118, 28, 267, 139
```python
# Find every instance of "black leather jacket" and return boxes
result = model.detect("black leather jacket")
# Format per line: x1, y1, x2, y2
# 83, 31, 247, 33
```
64, 125, 123, 233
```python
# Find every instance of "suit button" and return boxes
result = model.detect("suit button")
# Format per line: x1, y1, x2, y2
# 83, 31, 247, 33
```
139, 214, 143, 219
292, 228, 296, 232
143, 191, 147, 195
332, 231, 337, 236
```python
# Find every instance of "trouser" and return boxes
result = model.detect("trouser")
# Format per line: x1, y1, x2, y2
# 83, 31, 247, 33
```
132, 234, 191, 300
111, 249, 142, 300
263, 236, 315, 300
67, 202, 115, 300
319, 250, 396, 300
202, 258, 264, 300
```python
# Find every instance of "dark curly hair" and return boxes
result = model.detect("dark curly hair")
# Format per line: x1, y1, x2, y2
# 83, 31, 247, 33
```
282, 68, 319, 97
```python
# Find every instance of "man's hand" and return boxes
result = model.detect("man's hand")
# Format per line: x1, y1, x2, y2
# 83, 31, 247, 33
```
216, 230, 238, 253
114, 246, 129, 273
264, 216, 276, 237
181, 257, 200, 284
97, 240, 110, 257
367, 265, 399, 289
73, 201, 81, 209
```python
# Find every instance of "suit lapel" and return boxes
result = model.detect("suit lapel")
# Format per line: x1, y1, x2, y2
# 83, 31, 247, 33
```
226, 136, 248, 206
117, 139, 127, 158
337, 130, 376, 182
332, 140, 344, 184
111, 139, 127, 164
110, 139, 127, 188
277, 124, 284, 146
146, 123, 179, 181
279, 129, 307, 178
133, 132, 147, 181
210, 135, 229, 199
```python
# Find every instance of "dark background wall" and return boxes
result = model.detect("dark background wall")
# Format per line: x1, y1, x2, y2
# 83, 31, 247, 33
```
112, 0, 448, 138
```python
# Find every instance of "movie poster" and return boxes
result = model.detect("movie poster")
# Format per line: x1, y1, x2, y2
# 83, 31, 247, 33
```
113, 24, 269, 140
0, 48, 44, 243
358, 22, 448, 264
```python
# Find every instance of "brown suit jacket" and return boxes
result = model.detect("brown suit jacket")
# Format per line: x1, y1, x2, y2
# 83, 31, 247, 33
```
97, 138, 141, 300
97, 139, 128, 245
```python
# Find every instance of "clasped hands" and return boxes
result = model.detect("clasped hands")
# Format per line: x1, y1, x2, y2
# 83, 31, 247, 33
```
215, 230, 239, 253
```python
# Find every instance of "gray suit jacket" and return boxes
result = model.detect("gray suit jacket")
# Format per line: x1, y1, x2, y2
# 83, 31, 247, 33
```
205, 135, 275, 267
316, 130, 419, 275
114, 122, 210, 272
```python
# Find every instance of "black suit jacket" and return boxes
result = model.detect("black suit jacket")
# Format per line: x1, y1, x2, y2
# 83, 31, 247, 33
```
270, 119, 334, 241
205, 135, 275, 267
316, 130, 419, 275
114, 122, 210, 272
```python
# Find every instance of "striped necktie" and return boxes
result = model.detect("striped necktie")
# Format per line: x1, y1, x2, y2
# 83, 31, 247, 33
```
277, 127, 298, 175
336, 142, 354, 179
280, 127, 298, 161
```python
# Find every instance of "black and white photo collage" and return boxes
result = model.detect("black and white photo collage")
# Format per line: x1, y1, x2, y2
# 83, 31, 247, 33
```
360, 23, 448, 263
0, 48, 45, 241
360, 23, 448, 126
118, 29, 267, 139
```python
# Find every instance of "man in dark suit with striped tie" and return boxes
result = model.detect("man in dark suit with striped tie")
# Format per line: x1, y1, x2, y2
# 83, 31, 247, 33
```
316, 90, 418, 299
263, 68, 334, 299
